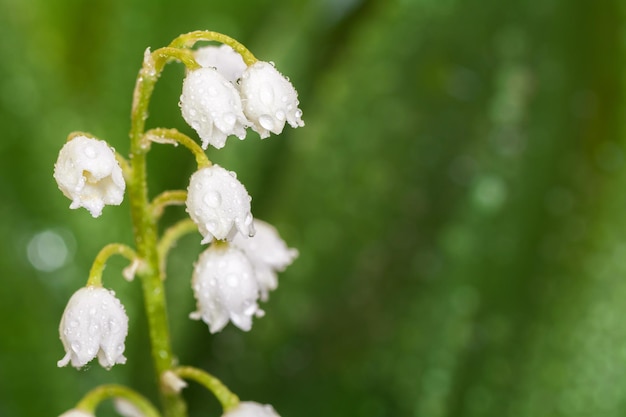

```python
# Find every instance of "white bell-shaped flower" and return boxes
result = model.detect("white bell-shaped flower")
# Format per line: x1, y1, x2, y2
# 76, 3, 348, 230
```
180, 67, 249, 149
190, 244, 262, 333
59, 410, 95, 417
186, 165, 254, 243
222, 402, 281, 417
57, 286, 129, 369
195, 44, 246, 83
232, 219, 298, 301
239, 61, 304, 139
54, 135, 125, 218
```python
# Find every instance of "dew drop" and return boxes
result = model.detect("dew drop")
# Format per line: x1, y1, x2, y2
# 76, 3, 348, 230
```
275, 110, 286, 121
203, 191, 222, 208
223, 112, 236, 127
295, 109, 303, 119
260, 88, 274, 105
259, 115, 274, 130
84, 146, 97, 158
227, 274, 239, 287
71, 342, 81, 353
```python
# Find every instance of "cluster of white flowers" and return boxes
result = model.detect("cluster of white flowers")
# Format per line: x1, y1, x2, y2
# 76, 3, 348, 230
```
57, 286, 129, 369
54, 45, 299, 417
180, 45, 304, 149
184, 150, 297, 333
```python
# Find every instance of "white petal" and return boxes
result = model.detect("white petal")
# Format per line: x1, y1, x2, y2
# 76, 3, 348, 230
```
232, 219, 297, 299
180, 68, 249, 149
240, 62, 304, 139
191, 245, 261, 333
186, 165, 254, 242
58, 286, 128, 369
54, 136, 125, 218
195, 44, 246, 83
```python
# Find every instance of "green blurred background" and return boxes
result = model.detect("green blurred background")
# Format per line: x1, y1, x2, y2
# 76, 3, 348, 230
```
1, 0, 626, 416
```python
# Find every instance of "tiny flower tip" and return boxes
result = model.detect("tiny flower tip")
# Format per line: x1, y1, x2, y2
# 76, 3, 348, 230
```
59, 409, 95, 417
222, 402, 281, 417
240, 61, 303, 139
186, 165, 254, 242
191, 245, 262, 333
58, 286, 129, 369
180, 68, 249, 149
113, 398, 146, 417
162, 370, 188, 393
54, 136, 125, 218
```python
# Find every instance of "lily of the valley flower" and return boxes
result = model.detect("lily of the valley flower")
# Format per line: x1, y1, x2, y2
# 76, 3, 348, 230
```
222, 402, 281, 417
190, 244, 262, 333
58, 286, 129, 369
180, 68, 249, 149
195, 44, 246, 83
54, 135, 125, 218
232, 219, 298, 301
186, 165, 254, 243
239, 61, 304, 139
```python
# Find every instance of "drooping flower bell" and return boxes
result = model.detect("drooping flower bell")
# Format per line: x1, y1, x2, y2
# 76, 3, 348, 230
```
195, 44, 246, 83
239, 61, 304, 139
54, 135, 125, 218
180, 67, 249, 149
232, 219, 298, 301
222, 402, 281, 417
190, 244, 262, 333
57, 286, 129, 369
186, 165, 254, 243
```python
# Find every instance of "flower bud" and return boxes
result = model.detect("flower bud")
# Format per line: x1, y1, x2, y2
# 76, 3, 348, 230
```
190, 244, 262, 333
54, 135, 125, 218
239, 61, 304, 139
186, 165, 254, 243
195, 44, 246, 83
232, 219, 298, 301
57, 286, 129, 369
222, 402, 281, 417
180, 68, 249, 149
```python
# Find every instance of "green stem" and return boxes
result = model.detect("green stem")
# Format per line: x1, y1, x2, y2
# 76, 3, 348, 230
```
168, 30, 258, 66
157, 219, 198, 277
173, 366, 240, 412
128, 46, 188, 417
74, 384, 162, 417
150, 190, 188, 220
145, 128, 211, 168
86, 243, 138, 287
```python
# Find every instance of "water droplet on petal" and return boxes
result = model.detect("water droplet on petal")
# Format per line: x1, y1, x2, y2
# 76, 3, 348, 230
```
84, 146, 97, 158
203, 191, 222, 208
275, 110, 286, 121
227, 274, 239, 287
259, 115, 274, 130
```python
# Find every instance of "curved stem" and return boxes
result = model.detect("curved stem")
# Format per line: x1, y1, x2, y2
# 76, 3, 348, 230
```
168, 30, 258, 66
145, 128, 211, 168
128, 43, 188, 417
157, 219, 198, 277
150, 190, 188, 220
74, 384, 162, 417
173, 366, 240, 412
87, 243, 138, 287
